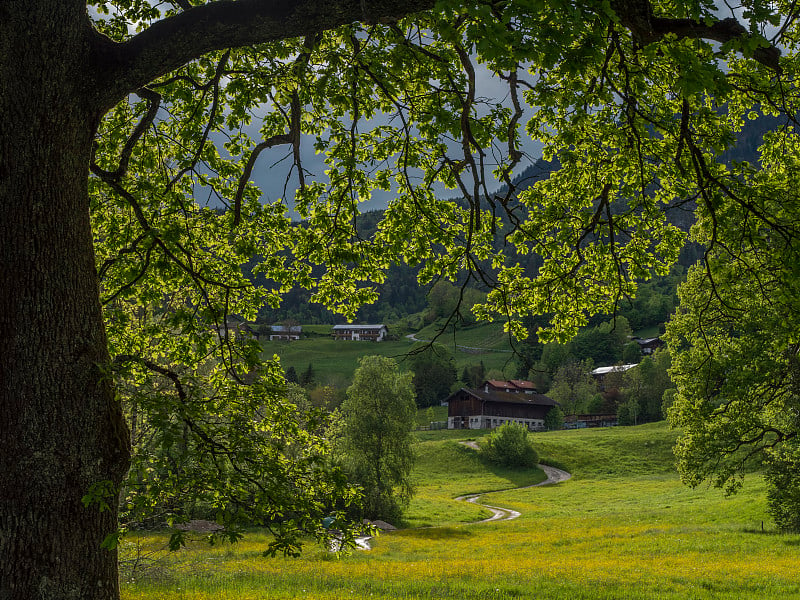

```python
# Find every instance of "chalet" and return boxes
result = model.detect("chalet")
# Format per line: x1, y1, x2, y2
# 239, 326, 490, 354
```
332, 324, 388, 341
446, 385, 557, 431
268, 325, 302, 341
632, 336, 664, 355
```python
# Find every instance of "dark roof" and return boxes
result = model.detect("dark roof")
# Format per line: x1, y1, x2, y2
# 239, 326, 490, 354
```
449, 388, 558, 407
509, 379, 537, 390
484, 379, 537, 391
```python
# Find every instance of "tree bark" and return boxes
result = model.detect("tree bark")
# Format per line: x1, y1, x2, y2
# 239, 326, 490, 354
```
1, 2, 441, 597
0, 3, 130, 599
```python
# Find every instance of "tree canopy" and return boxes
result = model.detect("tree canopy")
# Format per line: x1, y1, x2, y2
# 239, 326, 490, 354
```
336, 356, 417, 521
4, 0, 800, 596
410, 343, 458, 407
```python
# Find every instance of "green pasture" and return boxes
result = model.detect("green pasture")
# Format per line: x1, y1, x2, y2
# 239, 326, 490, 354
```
414, 320, 513, 351
262, 337, 415, 384
121, 422, 800, 600
262, 321, 517, 385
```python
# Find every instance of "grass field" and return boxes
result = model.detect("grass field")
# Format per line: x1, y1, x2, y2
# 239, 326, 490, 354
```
262, 337, 416, 384
120, 422, 800, 599
262, 321, 518, 384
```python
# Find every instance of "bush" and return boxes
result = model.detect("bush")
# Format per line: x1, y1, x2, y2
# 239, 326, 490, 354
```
481, 423, 539, 468
765, 441, 800, 532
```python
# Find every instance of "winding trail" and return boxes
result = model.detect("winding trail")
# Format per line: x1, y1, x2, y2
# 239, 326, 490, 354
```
349, 451, 571, 549
454, 463, 572, 523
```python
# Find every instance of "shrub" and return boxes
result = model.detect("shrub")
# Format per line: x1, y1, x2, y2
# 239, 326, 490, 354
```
765, 441, 800, 532
481, 423, 539, 468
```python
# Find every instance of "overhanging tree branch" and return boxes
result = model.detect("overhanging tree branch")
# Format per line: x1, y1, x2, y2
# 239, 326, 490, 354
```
90, 0, 437, 109
613, 0, 782, 72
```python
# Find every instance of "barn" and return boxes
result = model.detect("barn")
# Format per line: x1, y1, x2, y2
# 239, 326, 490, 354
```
446, 385, 558, 431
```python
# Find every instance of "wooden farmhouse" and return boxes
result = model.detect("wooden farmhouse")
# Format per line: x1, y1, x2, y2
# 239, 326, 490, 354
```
268, 325, 302, 341
632, 336, 664, 355
331, 324, 388, 341
446, 380, 558, 431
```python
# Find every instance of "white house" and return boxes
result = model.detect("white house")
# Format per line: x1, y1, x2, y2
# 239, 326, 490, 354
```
331, 324, 388, 341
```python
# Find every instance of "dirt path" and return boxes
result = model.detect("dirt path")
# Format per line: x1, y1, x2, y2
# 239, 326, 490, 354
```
348, 444, 571, 550
454, 461, 572, 523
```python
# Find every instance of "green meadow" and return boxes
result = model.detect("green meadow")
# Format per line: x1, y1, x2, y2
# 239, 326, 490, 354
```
120, 422, 800, 600
261, 322, 516, 383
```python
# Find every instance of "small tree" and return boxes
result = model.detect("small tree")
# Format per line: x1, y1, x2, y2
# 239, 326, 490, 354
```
481, 423, 539, 468
619, 351, 672, 424
547, 360, 597, 416
617, 397, 641, 426
661, 388, 678, 419
300, 363, 315, 387
544, 407, 565, 431
765, 442, 800, 532
622, 341, 642, 364
463, 362, 487, 388
410, 343, 457, 407
461, 366, 471, 385
339, 356, 416, 522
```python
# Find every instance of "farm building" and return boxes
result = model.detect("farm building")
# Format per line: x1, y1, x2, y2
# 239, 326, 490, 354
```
446, 383, 557, 431
332, 324, 388, 341
268, 325, 302, 341
632, 336, 664, 355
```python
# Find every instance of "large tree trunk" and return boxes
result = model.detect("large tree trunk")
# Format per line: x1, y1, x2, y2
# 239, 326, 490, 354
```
0, 3, 130, 599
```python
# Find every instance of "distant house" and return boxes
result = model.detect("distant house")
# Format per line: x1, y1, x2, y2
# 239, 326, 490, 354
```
332, 324, 388, 341
446, 383, 557, 431
268, 325, 302, 341
632, 336, 664, 355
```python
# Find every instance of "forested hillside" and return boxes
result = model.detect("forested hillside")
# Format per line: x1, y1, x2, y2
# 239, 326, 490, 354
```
255, 113, 776, 331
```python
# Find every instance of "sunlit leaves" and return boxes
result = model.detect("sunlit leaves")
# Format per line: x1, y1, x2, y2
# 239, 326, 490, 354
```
86, 0, 800, 533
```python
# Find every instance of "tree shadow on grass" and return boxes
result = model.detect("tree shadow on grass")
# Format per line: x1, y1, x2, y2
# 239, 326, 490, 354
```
452, 442, 547, 489
783, 538, 800, 546
741, 525, 800, 545
394, 526, 473, 541
479, 460, 548, 489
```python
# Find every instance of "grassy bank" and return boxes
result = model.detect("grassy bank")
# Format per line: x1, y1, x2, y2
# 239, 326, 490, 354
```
121, 422, 800, 599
